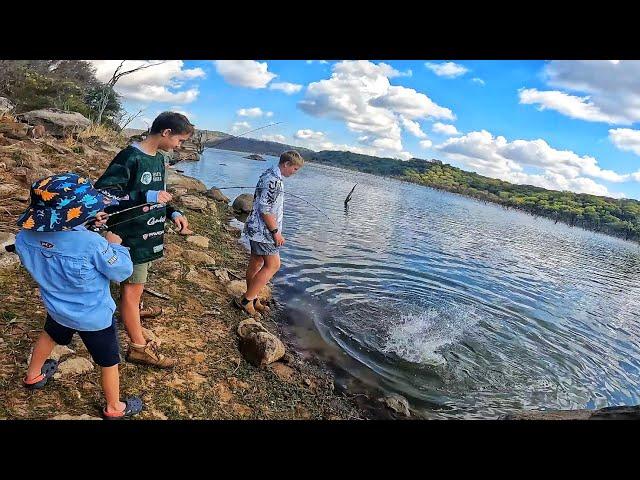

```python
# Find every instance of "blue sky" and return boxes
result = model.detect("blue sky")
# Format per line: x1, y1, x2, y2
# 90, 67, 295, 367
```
90, 60, 640, 200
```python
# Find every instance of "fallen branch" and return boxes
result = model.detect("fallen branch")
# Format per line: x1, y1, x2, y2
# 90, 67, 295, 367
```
344, 184, 357, 207
144, 288, 171, 301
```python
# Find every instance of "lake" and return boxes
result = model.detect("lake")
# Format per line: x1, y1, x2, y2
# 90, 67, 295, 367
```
176, 148, 640, 419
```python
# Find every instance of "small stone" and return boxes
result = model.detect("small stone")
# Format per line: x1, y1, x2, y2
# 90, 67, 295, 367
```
379, 393, 411, 417
57, 357, 94, 376
240, 331, 285, 367
182, 249, 215, 266
180, 194, 208, 212
26, 344, 75, 366
213, 382, 234, 403
228, 376, 250, 391
50, 414, 101, 421
186, 235, 209, 249
231, 403, 253, 418
270, 363, 296, 383
237, 319, 268, 339
213, 269, 230, 283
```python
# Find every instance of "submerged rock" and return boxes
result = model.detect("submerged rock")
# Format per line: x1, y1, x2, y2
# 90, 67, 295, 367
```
245, 154, 265, 161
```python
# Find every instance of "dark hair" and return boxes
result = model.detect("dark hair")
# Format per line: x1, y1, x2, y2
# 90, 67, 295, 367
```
150, 111, 195, 136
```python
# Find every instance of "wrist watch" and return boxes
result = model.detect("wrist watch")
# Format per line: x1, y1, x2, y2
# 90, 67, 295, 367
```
270, 228, 278, 235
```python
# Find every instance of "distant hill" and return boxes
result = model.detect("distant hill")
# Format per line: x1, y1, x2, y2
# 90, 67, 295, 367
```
123, 127, 640, 242
204, 135, 315, 159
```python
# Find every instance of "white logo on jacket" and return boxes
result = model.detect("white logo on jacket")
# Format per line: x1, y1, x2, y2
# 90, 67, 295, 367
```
141, 172, 152, 185
147, 215, 166, 226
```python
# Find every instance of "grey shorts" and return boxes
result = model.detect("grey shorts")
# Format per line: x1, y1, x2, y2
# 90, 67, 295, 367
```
249, 240, 280, 256
124, 261, 153, 284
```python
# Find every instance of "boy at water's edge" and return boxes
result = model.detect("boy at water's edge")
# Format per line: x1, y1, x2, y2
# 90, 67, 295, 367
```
236, 150, 304, 316
95, 112, 194, 368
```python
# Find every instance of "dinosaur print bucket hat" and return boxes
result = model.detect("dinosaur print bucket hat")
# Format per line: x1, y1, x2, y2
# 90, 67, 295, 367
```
16, 172, 118, 232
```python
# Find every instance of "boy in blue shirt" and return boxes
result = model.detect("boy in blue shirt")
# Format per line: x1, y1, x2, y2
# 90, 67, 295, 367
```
15, 173, 143, 419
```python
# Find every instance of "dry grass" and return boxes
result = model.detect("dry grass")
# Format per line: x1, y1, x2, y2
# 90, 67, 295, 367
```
78, 123, 126, 146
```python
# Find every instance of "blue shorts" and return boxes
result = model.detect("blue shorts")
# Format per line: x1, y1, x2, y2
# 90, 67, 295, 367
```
249, 240, 280, 256
44, 314, 120, 367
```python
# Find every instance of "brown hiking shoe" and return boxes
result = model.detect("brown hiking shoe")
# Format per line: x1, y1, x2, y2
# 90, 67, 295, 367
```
139, 302, 163, 319
253, 298, 271, 314
126, 340, 177, 368
234, 296, 262, 319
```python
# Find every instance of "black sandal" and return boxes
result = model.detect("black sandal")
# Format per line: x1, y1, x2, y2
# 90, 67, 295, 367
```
102, 397, 144, 420
23, 359, 58, 390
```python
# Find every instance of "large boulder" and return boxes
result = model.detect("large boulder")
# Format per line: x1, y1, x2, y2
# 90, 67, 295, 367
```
239, 331, 285, 366
232, 193, 253, 213
206, 187, 230, 203
16, 108, 91, 137
0, 120, 29, 140
0, 97, 14, 116
166, 169, 207, 192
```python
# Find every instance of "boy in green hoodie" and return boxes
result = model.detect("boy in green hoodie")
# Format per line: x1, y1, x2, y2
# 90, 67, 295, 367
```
95, 112, 194, 368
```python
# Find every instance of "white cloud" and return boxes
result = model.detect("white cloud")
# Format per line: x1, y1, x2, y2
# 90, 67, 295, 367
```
298, 60, 454, 159
307, 60, 329, 64
432, 122, 460, 136
237, 107, 272, 118
295, 129, 325, 140
472, 77, 485, 86
425, 61, 469, 78
436, 130, 631, 197
168, 107, 195, 120
520, 61, 640, 125
518, 88, 627, 124
269, 82, 303, 94
232, 121, 251, 132
420, 140, 433, 149
400, 117, 427, 138
261, 134, 286, 143
609, 128, 640, 156
89, 60, 203, 104
213, 60, 276, 88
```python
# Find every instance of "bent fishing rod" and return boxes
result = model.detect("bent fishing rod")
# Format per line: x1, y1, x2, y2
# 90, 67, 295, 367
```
205, 122, 284, 150
213, 186, 337, 227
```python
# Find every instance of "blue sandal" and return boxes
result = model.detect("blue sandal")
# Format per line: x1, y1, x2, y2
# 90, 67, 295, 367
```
102, 397, 144, 420
23, 359, 58, 390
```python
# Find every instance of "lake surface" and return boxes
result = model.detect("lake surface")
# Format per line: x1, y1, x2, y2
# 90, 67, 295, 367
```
177, 149, 640, 419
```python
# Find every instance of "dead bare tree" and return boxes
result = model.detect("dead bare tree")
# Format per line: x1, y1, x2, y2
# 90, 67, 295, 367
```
96, 60, 166, 124
193, 130, 206, 154
117, 108, 145, 132
344, 184, 357, 207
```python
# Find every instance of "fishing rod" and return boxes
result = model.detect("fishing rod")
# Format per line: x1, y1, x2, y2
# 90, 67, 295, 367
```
214, 186, 337, 226
207, 122, 284, 150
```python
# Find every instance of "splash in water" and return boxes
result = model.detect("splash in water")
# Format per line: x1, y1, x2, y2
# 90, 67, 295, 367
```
382, 305, 479, 365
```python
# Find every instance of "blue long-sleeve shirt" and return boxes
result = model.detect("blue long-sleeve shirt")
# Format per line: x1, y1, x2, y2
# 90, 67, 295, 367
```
15, 227, 133, 331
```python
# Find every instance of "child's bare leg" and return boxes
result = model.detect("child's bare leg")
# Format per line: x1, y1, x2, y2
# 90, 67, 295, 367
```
120, 283, 146, 345
246, 254, 264, 292
25, 332, 56, 381
245, 254, 280, 300
101, 365, 126, 414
